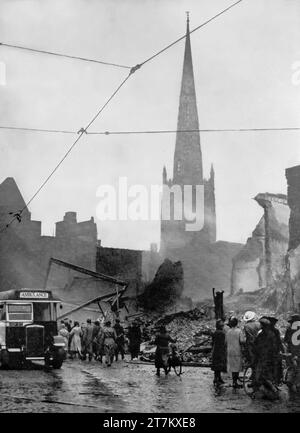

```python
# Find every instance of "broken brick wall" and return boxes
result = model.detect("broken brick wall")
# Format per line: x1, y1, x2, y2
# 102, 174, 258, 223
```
285, 166, 300, 309
231, 193, 289, 294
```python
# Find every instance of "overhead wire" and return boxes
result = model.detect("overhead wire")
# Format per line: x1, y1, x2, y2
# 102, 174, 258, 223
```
1, 126, 300, 135
0, 42, 131, 70
139, 0, 243, 67
0, 72, 133, 234
0, 0, 244, 233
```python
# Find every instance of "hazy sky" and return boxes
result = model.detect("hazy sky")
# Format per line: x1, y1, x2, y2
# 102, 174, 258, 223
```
0, 0, 300, 250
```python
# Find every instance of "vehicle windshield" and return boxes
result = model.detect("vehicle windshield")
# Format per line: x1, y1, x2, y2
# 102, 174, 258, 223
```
33, 303, 52, 321
7, 304, 32, 322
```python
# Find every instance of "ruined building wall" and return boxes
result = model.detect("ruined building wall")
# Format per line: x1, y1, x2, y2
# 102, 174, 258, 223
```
96, 243, 161, 298
0, 178, 97, 291
285, 165, 300, 309
231, 193, 289, 294
96, 245, 143, 297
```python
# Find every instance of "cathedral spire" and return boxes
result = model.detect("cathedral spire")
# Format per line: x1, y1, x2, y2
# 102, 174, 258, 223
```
173, 13, 203, 186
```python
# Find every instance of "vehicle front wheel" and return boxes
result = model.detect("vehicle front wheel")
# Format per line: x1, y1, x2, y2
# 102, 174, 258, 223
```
0, 349, 9, 369
52, 347, 65, 369
52, 359, 63, 369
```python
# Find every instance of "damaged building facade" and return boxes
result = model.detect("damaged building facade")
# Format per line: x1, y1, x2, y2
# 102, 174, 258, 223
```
0, 177, 97, 290
231, 193, 290, 294
285, 165, 300, 311
231, 164, 300, 315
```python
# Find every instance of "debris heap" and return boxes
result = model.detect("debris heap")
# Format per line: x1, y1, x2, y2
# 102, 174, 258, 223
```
156, 307, 215, 365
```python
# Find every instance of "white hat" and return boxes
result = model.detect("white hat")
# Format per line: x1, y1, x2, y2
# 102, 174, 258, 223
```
243, 311, 256, 322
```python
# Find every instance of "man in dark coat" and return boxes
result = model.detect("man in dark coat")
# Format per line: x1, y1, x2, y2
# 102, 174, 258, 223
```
82, 319, 94, 361
128, 320, 142, 360
253, 318, 279, 399
266, 316, 284, 385
211, 319, 226, 385
114, 319, 125, 361
92, 320, 101, 359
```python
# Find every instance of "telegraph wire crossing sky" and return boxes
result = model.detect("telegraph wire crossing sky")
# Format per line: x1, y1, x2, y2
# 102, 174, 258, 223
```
0, 0, 243, 234
0, 0, 299, 250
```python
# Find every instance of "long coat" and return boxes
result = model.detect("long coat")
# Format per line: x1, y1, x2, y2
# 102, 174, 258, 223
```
82, 324, 94, 353
154, 332, 174, 369
226, 327, 243, 373
211, 329, 226, 372
70, 326, 82, 353
254, 329, 278, 383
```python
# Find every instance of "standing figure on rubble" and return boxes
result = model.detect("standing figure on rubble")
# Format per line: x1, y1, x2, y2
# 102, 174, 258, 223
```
226, 317, 244, 389
154, 325, 175, 377
114, 319, 125, 361
128, 320, 142, 360
211, 319, 227, 386
212, 288, 225, 321
102, 320, 117, 367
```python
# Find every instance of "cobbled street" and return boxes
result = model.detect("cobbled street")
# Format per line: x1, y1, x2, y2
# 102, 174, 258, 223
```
0, 359, 300, 413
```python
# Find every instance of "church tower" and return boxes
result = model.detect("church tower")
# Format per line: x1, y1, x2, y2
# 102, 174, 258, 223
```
160, 15, 216, 258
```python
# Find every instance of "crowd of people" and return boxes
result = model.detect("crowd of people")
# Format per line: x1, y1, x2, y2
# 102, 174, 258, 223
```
57, 309, 300, 401
211, 310, 300, 399
58, 317, 144, 367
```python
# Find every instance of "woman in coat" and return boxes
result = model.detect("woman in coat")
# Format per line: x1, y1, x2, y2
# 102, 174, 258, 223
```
211, 319, 227, 385
225, 317, 245, 388
58, 323, 69, 351
69, 321, 83, 359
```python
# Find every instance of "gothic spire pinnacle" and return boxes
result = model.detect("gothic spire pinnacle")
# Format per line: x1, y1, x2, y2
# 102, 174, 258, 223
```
186, 11, 190, 27
173, 13, 203, 185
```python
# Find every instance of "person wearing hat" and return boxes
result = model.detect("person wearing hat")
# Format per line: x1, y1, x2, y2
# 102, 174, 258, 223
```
242, 311, 260, 371
284, 314, 300, 392
252, 317, 279, 399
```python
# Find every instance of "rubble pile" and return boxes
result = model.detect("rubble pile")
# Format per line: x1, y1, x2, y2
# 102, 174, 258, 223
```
156, 307, 215, 365
138, 295, 292, 366
138, 259, 184, 311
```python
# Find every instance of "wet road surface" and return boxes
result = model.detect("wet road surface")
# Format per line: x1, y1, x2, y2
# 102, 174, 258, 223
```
1, 358, 300, 413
